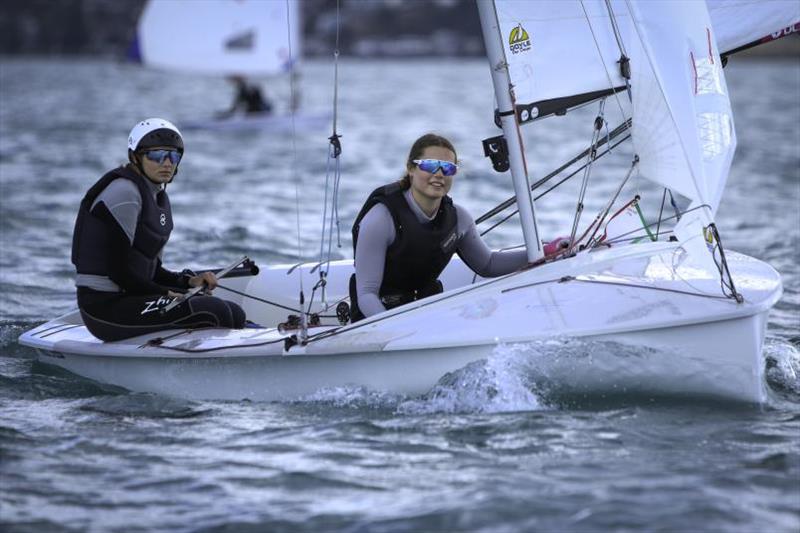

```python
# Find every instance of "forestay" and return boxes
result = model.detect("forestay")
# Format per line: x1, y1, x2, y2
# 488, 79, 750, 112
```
137, 0, 300, 76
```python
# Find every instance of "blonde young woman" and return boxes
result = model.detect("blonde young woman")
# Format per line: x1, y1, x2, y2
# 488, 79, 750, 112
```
349, 133, 529, 322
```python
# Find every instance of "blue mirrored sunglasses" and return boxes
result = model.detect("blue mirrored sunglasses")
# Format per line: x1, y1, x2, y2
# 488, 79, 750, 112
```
143, 149, 182, 165
413, 159, 458, 176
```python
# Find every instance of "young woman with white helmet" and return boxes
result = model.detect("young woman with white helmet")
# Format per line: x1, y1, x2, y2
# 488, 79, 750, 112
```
71, 118, 246, 341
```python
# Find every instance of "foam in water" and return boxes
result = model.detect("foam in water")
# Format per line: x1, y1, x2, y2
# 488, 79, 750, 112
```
293, 336, 800, 412
297, 386, 405, 410
295, 343, 547, 414
765, 339, 800, 396
398, 343, 546, 415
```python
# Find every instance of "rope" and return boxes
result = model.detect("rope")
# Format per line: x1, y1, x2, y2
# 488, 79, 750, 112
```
707, 223, 744, 303
216, 284, 339, 319
576, 156, 639, 251
656, 188, 667, 240
601, 203, 711, 246
149, 335, 288, 354
505, 276, 733, 301
633, 201, 657, 242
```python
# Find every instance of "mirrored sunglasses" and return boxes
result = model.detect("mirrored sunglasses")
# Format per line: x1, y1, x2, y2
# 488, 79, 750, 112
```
413, 159, 458, 177
143, 149, 182, 165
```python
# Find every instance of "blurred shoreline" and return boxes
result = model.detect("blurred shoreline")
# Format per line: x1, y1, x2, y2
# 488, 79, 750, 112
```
1, 0, 797, 59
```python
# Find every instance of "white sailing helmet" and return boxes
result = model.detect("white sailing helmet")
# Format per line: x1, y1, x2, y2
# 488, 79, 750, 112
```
127, 118, 184, 153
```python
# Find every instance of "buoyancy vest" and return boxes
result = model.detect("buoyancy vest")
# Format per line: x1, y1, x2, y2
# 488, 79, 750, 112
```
71, 165, 173, 284
351, 182, 459, 296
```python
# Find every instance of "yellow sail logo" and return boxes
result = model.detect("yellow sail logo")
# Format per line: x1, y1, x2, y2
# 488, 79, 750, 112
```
508, 24, 531, 54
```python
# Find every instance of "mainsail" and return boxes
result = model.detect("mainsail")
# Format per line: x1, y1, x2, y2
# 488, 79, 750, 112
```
492, 0, 799, 123
492, 0, 631, 123
137, 0, 300, 76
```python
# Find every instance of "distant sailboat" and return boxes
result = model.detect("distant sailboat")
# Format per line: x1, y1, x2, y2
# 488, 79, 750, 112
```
135, 0, 329, 132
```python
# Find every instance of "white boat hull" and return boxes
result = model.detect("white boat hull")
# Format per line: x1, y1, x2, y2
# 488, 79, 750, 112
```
28, 310, 770, 403
20, 242, 782, 404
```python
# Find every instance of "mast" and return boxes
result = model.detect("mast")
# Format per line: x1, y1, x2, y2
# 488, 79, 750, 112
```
476, 0, 543, 262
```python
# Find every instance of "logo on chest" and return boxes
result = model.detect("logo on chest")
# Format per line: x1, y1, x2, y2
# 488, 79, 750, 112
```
160, 213, 166, 226
440, 230, 458, 252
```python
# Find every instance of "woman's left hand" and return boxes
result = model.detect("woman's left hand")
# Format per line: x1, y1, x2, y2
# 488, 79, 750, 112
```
189, 272, 218, 292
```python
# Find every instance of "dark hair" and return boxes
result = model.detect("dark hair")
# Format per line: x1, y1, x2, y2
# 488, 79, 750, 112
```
399, 133, 457, 189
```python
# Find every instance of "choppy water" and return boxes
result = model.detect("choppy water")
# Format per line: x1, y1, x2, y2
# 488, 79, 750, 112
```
1, 57, 799, 532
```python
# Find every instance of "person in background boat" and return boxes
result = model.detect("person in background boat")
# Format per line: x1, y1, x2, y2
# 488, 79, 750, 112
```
349, 133, 530, 322
71, 118, 247, 341
217, 75, 273, 118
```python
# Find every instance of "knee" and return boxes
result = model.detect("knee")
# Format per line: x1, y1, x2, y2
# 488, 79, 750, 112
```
226, 301, 246, 329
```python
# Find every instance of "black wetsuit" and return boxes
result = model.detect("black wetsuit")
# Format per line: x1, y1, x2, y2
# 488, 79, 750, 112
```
72, 165, 245, 341
236, 84, 272, 114
349, 183, 459, 322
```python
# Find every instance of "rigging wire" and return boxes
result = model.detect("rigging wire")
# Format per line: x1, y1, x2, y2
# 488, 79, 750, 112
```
581, 155, 639, 249
604, 0, 629, 58
596, 202, 703, 246
479, 133, 631, 237
568, 98, 607, 251
312, 0, 344, 316
578, 0, 632, 131
285, 0, 308, 343
603, 0, 633, 102
477, 118, 632, 231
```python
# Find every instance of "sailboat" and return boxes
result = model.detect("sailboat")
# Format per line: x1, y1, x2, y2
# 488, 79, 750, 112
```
135, 0, 329, 132
20, 1, 797, 403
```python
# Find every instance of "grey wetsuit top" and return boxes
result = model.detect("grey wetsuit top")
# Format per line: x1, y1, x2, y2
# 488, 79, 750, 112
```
75, 178, 163, 292
355, 189, 528, 317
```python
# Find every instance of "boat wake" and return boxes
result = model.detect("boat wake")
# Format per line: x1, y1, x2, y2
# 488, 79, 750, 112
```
291, 338, 800, 413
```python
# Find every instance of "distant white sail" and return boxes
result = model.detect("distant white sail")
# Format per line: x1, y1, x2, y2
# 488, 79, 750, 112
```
138, 0, 300, 76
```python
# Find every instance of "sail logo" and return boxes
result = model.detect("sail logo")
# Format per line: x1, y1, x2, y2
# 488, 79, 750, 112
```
771, 23, 799, 39
508, 24, 531, 54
